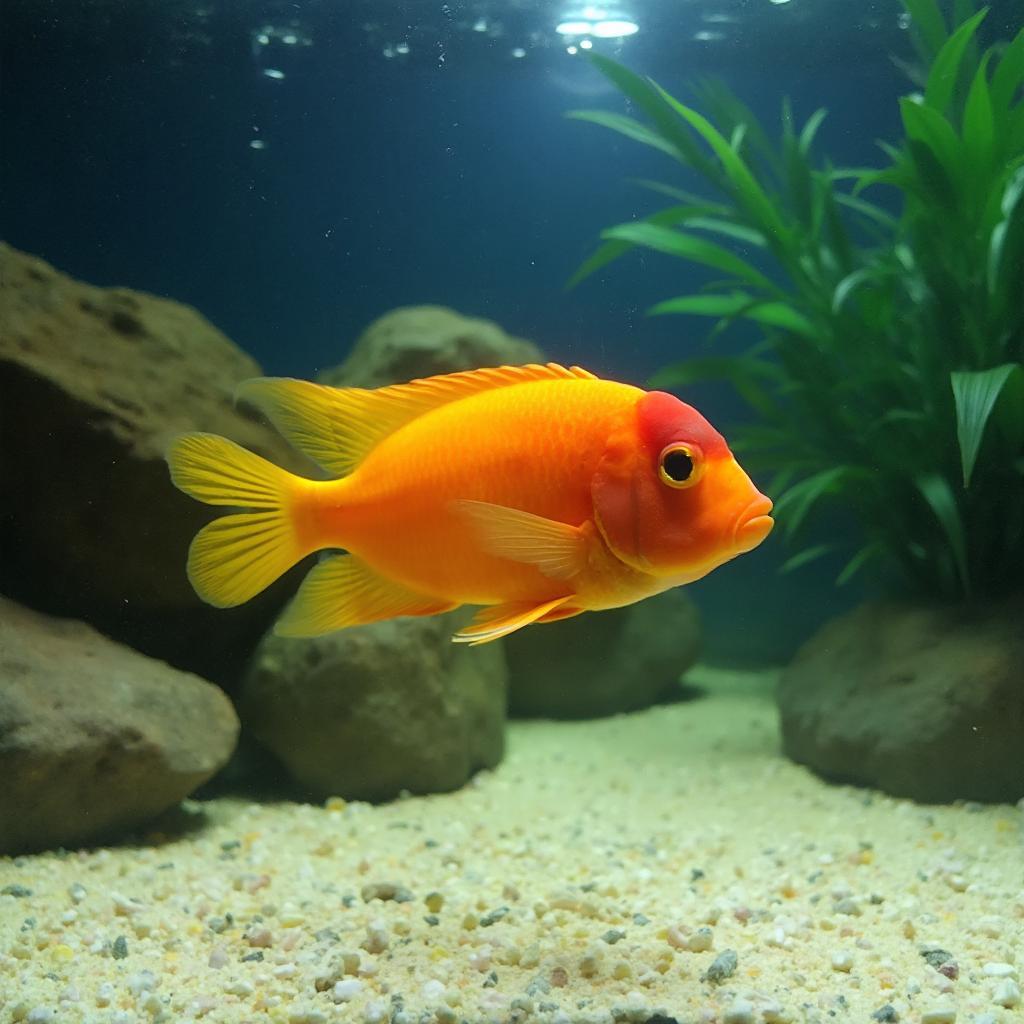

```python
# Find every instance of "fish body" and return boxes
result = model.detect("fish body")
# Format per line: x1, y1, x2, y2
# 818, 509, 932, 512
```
167, 363, 773, 643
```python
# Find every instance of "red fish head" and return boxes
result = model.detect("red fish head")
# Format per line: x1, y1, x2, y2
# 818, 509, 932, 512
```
592, 390, 773, 582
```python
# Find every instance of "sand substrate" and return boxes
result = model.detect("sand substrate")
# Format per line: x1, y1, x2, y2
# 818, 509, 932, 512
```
1, 667, 1021, 1024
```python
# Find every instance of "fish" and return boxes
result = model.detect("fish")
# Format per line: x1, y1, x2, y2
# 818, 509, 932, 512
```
166, 362, 773, 645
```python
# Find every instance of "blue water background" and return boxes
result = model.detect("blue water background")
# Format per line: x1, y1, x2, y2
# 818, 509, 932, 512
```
5, 1, 975, 662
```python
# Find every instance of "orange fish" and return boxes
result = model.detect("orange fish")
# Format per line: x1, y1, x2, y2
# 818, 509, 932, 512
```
166, 363, 772, 644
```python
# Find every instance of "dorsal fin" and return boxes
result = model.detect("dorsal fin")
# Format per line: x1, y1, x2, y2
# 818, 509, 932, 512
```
237, 362, 596, 476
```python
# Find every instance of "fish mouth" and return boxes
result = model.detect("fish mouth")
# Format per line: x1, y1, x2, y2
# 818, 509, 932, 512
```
733, 495, 774, 553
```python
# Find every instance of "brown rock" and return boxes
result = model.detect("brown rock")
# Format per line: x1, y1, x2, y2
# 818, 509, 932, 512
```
318, 305, 543, 388
0, 243, 309, 685
239, 610, 507, 801
505, 589, 702, 718
0, 596, 239, 854
778, 597, 1024, 803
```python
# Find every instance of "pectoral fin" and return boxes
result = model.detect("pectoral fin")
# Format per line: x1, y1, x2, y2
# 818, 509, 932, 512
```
453, 500, 590, 580
452, 596, 574, 645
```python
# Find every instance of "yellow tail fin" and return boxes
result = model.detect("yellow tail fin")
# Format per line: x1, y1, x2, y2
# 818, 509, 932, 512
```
166, 433, 309, 608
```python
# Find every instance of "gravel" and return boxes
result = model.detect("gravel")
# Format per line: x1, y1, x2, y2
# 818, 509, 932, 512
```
1, 666, 1021, 1024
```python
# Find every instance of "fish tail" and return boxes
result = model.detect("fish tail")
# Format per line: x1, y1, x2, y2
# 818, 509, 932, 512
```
166, 433, 316, 608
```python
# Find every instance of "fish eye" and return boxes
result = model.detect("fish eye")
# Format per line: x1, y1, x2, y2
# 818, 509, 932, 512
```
658, 444, 701, 489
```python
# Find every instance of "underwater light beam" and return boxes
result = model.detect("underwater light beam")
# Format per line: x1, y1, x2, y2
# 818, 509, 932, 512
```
556, 7, 639, 39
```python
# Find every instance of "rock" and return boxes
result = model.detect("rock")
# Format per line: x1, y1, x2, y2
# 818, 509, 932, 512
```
505, 590, 701, 718
239, 610, 507, 800
318, 305, 543, 388
778, 597, 1024, 804
0, 243, 308, 686
0, 596, 239, 854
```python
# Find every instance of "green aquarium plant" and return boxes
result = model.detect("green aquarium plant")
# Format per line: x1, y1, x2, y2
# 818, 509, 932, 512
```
569, 0, 1024, 603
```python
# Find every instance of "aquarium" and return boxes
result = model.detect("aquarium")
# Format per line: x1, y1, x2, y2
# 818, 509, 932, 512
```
1, 1, 1022, 1022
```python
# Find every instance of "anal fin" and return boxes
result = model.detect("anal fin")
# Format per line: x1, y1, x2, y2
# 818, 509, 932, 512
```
452, 596, 573, 646
275, 554, 455, 637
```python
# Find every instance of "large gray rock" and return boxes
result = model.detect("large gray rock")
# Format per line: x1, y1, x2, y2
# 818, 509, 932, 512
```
239, 611, 507, 801
0, 243, 309, 686
319, 305, 543, 388
0, 597, 240, 854
778, 597, 1024, 804
505, 590, 702, 718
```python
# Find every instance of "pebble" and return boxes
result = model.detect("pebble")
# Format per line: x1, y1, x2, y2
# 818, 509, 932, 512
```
361, 881, 414, 903
479, 906, 509, 926
364, 1001, 388, 1023
992, 979, 1021, 1008
245, 926, 273, 948
922, 948, 954, 969
421, 979, 446, 1000
761, 1001, 788, 1023
332, 979, 363, 1003
831, 951, 854, 972
919, 1007, 956, 1024
723, 997, 756, 1024
703, 949, 738, 983
126, 969, 158, 995
362, 921, 389, 953
982, 962, 1016, 977
975, 916, 1004, 938
112, 892, 145, 916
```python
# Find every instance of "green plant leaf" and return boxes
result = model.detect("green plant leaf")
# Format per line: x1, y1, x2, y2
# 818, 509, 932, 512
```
774, 467, 855, 539
601, 222, 776, 290
780, 543, 837, 573
694, 77, 782, 179
567, 204, 713, 288
900, 97, 964, 190
915, 473, 971, 596
924, 7, 987, 114
831, 191, 899, 231
587, 55, 719, 181
835, 540, 884, 585
901, 0, 950, 63
567, 110, 681, 160
987, 165, 1024, 300
832, 267, 880, 312
991, 24, 1024, 116
961, 52, 994, 176
651, 85, 789, 241
649, 292, 815, 335
630, 180, 732, 210
685, 217, 767, 247
798, 109, 828, 155
951, 364, 1024, 486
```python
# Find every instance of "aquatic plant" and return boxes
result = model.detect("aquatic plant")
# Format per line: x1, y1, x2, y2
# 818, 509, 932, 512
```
570, 0, 1024, 602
